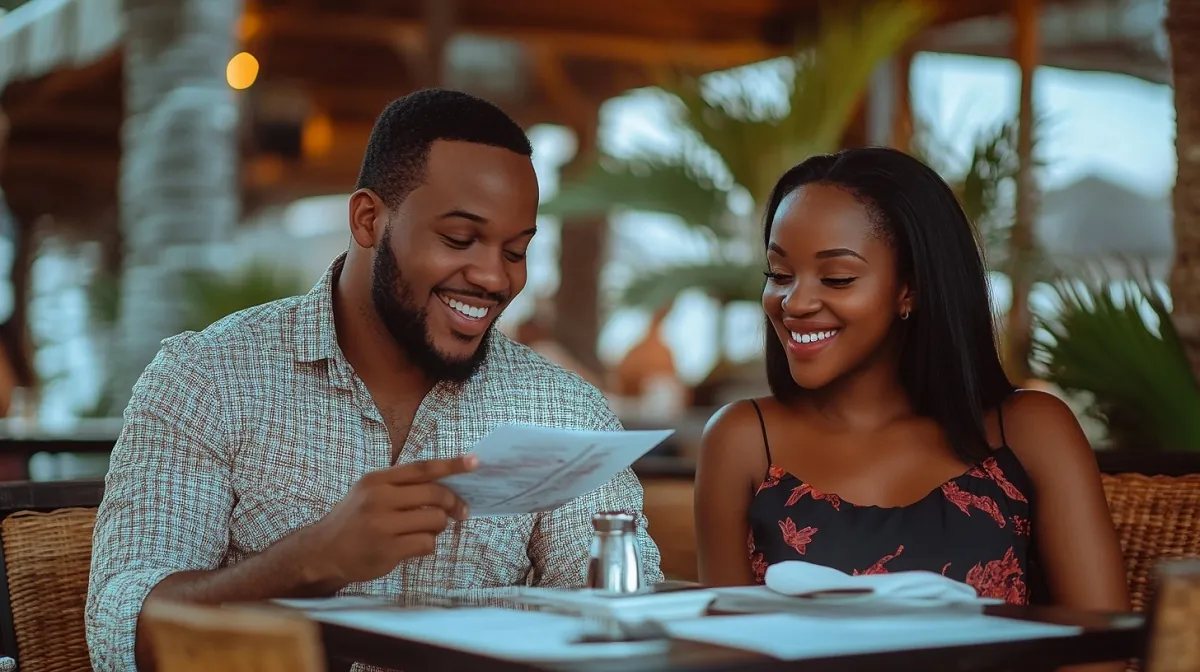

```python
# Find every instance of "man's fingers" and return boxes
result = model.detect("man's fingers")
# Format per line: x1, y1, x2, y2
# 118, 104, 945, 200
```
384, 507, 453, 536
382, 483, 468, 519
384, 455, 478, 485
388, 532, 439, 559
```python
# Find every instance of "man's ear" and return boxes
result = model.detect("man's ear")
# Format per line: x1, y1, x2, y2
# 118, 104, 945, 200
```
348, 188, 387, 249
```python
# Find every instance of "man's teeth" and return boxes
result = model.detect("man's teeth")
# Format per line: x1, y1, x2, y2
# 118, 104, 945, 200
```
790, 330, 837, 344
443, 296, 489, 319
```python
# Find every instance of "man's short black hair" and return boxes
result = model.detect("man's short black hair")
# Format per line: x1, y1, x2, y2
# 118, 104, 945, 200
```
355, 88, 533, 207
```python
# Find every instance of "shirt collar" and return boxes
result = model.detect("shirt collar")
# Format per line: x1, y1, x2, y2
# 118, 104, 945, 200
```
292, 252, 345, 365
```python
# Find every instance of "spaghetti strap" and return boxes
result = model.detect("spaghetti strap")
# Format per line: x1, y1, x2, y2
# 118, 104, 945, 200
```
749, 399, 773, 465
996, 401, 1010, 449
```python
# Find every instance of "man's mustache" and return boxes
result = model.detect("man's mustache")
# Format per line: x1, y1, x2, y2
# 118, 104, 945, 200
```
435, 287, 509, 304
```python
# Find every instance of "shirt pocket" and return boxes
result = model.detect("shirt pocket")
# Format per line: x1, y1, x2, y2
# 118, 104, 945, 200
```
437, 515, 536, 588
229, 449, 347, 555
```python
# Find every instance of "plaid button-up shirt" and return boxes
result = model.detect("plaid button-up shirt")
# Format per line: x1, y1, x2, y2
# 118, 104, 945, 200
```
85, 255, 663, 671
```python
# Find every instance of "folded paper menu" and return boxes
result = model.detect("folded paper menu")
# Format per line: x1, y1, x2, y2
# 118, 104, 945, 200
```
665, 612, 1082, 660
439, 424, 674, 516
304, 606, 670, 661
763, 560, 988, 605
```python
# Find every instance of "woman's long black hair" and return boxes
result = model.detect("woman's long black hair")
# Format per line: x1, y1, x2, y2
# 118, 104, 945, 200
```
761, 147, 1015, 464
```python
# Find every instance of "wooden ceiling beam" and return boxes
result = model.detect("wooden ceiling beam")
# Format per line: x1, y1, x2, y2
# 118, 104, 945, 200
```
528, 47, 599, 131
2, 146, 118, 181
256, 9, 784, 70
1, 52, 122, 125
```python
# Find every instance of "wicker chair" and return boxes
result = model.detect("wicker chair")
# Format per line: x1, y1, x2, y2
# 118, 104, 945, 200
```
0, 507, 97, 672
1102, 473, 1200, 613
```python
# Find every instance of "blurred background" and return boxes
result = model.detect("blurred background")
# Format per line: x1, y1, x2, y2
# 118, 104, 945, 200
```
0, 0, 1190, 484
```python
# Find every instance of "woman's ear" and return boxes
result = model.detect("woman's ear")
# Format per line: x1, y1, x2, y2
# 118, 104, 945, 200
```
898, 284, 917, 320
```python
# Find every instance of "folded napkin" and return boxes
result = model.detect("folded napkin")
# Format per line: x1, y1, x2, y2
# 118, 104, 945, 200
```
764, 561, 982, 604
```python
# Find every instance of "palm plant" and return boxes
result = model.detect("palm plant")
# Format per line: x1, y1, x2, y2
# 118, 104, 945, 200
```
541, 0, 936, 311
910, 116, 1023, 264
79, 260, 308, 418
1032, 269, 1200, 451
177, 263, 309, 333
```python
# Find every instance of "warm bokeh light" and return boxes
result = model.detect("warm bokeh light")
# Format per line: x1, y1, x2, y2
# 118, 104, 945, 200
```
302, 112, 335, 159
237, 12, 262, 42
226, 52, 260, 90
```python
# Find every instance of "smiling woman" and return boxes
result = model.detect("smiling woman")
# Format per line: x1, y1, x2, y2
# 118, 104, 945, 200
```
694, 147, 1130, 622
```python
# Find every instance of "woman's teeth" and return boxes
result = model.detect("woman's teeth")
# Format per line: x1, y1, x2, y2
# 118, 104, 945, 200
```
790, 329, 838, 344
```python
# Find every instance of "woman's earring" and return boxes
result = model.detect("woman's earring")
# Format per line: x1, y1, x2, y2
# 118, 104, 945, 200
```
900, 308, 911, 321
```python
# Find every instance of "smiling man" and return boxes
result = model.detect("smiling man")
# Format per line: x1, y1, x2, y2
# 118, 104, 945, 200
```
85, 88, 663, 671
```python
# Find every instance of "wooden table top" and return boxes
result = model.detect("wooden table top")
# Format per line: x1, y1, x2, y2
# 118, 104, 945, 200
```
284, 597, 1146, 672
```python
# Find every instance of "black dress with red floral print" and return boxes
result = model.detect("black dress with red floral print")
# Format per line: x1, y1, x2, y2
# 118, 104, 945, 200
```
747, 445, 1034, 605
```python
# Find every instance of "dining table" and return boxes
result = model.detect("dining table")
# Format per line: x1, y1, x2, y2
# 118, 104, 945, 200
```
262, 589, 1148, 672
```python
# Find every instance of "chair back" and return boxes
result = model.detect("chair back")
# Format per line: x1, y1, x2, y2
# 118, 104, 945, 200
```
1102, 473, 1200, 612
0, 507, 97, 671
142, 601, 325, 672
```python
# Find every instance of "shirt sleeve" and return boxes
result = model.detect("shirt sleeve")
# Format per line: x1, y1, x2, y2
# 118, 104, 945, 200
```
85, 342, 234, 671
526, 386, 665, 588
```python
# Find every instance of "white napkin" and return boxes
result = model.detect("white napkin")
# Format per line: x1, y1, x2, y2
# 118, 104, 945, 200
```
764, 561, 983, 604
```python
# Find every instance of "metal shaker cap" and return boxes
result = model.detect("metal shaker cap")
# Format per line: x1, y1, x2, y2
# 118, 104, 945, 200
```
591, 511, 635, 533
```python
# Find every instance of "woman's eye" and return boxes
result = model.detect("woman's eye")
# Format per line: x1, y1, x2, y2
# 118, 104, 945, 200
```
442, 236, 472, 249
822, 277, 857, 287
763, 272, 792, 285
504, 251, 527, 262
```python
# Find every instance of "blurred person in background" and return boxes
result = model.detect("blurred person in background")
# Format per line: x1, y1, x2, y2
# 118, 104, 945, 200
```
86, 88, 662, 671
693, 148, 1127, 621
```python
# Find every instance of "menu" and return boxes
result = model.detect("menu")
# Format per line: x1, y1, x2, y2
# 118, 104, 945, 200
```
438, 424, 674, 516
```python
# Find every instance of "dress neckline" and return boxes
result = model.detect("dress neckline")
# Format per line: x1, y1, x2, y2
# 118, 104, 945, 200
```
755, 445, 1020, 511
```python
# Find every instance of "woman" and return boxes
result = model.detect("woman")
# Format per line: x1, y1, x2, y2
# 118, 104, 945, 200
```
694, 147, 1128, 613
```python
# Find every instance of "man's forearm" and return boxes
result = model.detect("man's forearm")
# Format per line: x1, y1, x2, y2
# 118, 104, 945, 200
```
133, 525, 343, 669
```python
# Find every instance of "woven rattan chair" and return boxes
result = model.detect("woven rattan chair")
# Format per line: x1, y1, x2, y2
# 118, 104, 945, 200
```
0, 507, 97, 671
1102, 473, 1200, 613
142, 601, 325, 672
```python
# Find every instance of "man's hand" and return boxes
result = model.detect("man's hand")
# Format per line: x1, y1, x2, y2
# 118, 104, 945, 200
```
299, 454, 478, 589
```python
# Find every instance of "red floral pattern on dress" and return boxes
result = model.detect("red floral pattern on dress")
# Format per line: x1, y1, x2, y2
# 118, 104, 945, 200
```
746, 459, 1033, 603
941, 481, 1007, 528
853, 545, 904, 575
778, 518, 817, 555
964, 547, 1028, 604
1011, 515, 1031, 536
785, 483, 843, 510
757, 465, 786, 493
967, 457, 1028, 503
748, 530, 768, 584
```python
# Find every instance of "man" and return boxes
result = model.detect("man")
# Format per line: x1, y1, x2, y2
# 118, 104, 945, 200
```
85, 88, 664, 671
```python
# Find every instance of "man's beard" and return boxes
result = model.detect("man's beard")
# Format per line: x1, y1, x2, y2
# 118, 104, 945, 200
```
370, 227, 493, 383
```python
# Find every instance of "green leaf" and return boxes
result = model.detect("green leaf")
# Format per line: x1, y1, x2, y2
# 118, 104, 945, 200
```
1032, 268, 1200, 451
542, 156, 733, 235
621, 260, 765, 309
179, 262, 310, 333
666, 0, 935, 204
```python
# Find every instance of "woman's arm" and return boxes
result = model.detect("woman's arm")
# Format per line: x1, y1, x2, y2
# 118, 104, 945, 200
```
1003, 389, 1129, 611
695, 400, 769, 587
1003, 390, 1129, 672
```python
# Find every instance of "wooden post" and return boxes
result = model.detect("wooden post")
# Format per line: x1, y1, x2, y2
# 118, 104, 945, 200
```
891, 49, 915, 152
864, 49, 913, 150
423, 0, 454, 88
1004, 0, 1039, 384
1167, 0, 1200, 381
0, 108, 7, 176
553, 111, 606, 376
